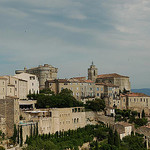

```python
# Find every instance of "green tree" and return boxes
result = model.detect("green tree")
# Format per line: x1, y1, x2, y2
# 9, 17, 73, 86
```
114, 130, 120, 147
0, 146, 5, 150
108, 128, 114, 145
20, 126, 23, 147
142, 110, 145, 118
12, 124, 17, 144
123, 135, 146, 150
85, 98, 105, 111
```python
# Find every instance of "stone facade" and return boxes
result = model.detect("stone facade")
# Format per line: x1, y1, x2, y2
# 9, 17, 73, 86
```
22, 107, 86, 135
15, 64, 58, 89
88, 62, 98, 82
14, 72, 39, 94
3, 76, 28, 100
114, 122, 132, 140
0, 77, 7, 99
45, 78, 95, 100
0, 115, 6, 135
96, 73, 131, 92
0, 98, 19, 137
120, 93, 150, 116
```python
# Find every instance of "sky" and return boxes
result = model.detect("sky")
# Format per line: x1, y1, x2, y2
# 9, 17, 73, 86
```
0, 0, 150, 89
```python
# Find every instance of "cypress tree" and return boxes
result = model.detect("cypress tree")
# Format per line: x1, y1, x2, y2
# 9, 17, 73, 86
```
12, 124, 17, 144
20, 126, 23, 147
36, 122, 38, 136
142, 110, 145, 118
114, 130, 120, 147
108, 128, 114, 145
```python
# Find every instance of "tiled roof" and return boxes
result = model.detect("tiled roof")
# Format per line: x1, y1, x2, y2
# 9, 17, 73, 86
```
127, 92, 150, 97
71, 77, 86, 80
84, 80, 94, 83
117, 122, 132, 127
97, 73, 129, 78
95, 82, 118, 87
121, 92, 150, 97
0, 76, 7, 80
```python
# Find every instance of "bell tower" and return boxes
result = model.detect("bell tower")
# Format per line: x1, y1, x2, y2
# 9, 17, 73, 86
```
88, 61, 98, 82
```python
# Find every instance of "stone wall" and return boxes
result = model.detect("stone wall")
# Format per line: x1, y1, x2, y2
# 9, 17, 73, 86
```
0, 98, 19, 137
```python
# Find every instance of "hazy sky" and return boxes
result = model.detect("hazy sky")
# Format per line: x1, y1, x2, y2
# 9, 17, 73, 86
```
0, 0, 150, 89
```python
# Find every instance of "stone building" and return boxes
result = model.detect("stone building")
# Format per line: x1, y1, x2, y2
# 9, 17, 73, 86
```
119, 93, 150, 116
88, 62, 98, 82
114, 122, 133, 140
0, 115, 6, 135
45, 78, 95, 100
0, 77, 7, 99
14, 72, 39, 94
0, 98, 19, 137
96, 73, 131, 92
87, 63, 131, 92
21, 107, 86, 135
15, 64, 58, 89
4, 76, 28, 100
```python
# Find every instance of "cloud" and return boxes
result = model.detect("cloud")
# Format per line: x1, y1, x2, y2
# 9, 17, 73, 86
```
0, 0, 150, 88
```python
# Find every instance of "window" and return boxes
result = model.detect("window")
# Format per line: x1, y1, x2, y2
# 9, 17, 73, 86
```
77, 87, 79, 90
140, 98, 142, 102
15, 81, 17, 84
97, 93, 100, 96
61, 87, 63, 91
123, 99, 125, 102
32, 83, 34, 86
101, 88, 103, 91
50, 112, 52, 117
97, 87, 99, 91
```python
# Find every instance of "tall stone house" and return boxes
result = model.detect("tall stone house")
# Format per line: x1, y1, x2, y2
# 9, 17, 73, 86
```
16, 64, 58, 90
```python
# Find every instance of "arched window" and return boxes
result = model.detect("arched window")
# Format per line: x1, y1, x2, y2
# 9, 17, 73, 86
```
94, 70, 96, 76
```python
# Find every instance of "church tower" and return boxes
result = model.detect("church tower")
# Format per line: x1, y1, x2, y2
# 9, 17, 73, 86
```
88, 62, 98, 82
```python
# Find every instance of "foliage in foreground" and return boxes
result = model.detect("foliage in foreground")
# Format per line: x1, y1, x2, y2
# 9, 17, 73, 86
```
24, 124, 108, 150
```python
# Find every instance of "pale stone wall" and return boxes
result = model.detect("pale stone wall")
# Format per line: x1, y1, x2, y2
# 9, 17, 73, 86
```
23, 107, 86, 135
25, 64, 58, 89
95, 84, 104, 98
0, 77, 7, 99
46, 80, 95, 100
88, 63, 98, 82
19, 122, 37, 143
114, 77, 131, 91
18, 79, 28, 100
14, 73, 39, 94
0, 116, 6, 135
0, 98, 19, 137
3, 76, 28, 99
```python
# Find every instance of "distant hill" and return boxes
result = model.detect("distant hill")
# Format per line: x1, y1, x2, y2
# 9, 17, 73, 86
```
131, 88, 150, 96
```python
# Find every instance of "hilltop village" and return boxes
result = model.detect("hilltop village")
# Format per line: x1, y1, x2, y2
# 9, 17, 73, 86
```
0, 63, 150, 149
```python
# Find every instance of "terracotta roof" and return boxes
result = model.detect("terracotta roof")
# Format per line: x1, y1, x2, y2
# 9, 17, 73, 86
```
84, 80, 94, 83
95, 82, 118, 87
71, 77, 86, 80
0, 76, 7, 80
127, 92, 150, 97
97, 73, 129, 78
